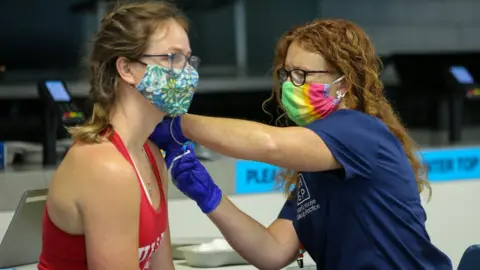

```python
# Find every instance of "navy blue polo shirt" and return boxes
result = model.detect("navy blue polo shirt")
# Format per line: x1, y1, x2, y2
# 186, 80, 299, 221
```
278, 109, 452, 270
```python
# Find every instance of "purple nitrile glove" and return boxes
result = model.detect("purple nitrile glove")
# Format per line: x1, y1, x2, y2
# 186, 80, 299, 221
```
163, 142, 194, 169
150, 117, 189, 150
150, 117, 189, 168
170, 144, 222, 214
160, 146, 180, 170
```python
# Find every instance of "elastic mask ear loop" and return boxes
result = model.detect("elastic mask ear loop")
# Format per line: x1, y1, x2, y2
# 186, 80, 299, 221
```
332, 76, 346, 100
332, 75, 345, 85
170, 117, 191, 145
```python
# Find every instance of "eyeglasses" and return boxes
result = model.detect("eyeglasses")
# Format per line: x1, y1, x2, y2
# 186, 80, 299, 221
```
277, 67, 330, 86
142, 53, 201, 72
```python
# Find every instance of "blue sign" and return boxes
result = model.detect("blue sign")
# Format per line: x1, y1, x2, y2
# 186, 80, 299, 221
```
422, 147, 480, 181
235, 160, 280, 194
0, 142, 4, 170
235, 147, 480, 194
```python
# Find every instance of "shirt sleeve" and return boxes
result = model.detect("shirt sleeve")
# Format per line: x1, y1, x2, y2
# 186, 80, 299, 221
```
305, 110, 380, 180
278, 198, 296, 220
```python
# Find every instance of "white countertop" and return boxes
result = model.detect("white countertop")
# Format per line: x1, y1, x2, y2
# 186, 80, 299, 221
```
0, 211, 314, 270
12, 261, 260, 270
9, 253, 314, 270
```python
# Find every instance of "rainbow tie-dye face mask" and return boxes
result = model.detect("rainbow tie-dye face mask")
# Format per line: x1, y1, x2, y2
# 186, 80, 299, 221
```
281, 76, 345, 126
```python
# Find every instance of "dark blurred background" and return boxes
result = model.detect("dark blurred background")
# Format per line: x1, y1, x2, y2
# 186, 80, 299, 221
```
1, 0, 480, 146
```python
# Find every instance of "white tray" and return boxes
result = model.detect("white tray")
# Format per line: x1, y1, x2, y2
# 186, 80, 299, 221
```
171, 237, 216, 260
178, 245, 248, 268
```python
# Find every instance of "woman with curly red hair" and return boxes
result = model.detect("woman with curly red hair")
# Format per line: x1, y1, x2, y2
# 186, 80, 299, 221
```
152, 19, 452, 269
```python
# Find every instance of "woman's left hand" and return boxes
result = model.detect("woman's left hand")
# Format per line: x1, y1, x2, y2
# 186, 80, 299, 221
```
150, 117, 189, 168
150, 117, 188, 148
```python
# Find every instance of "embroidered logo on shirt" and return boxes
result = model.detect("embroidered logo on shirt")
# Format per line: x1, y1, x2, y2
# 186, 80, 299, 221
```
296, 174, 320, 220
297, 174, 311, 205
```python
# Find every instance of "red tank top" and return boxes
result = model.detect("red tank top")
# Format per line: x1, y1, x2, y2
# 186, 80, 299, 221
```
38, 131, 168, 270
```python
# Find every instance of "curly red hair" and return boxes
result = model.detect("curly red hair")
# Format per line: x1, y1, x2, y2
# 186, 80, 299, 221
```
263, 19, 430, 199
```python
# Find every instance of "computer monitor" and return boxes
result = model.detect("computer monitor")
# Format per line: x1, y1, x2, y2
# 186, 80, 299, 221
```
391, 52, 480, 96
448, 65, 480, 99
0, 189, 47, 268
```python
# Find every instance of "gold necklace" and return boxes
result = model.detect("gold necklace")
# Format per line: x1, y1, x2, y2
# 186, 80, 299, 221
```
142, 148, 153, 196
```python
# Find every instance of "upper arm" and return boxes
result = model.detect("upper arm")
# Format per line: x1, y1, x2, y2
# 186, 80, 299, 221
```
269, 110, 379, 178
147, 141, 175, 270
78, 152, 141, 270
268, 125, 339, 172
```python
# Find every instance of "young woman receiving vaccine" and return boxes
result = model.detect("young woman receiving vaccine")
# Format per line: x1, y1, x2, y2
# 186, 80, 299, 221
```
38, 1, 199, 269
151, 19, 452, 269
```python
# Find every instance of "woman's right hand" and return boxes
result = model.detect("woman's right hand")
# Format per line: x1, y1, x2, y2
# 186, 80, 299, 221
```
170, 144, 222, 214
171, 145, 300, 270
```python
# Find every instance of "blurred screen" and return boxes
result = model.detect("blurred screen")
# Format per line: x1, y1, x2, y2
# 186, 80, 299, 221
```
450, 66, 475, 84
45, 80, 71, 102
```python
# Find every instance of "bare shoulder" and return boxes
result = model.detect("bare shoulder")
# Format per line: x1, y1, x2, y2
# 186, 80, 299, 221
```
59, 142, 139, 203
47, 141, 139, 234
59, 143, 143, 268
65, 142, 132, 175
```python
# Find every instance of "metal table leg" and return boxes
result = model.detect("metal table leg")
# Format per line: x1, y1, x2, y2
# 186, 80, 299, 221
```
233, 0, 248, 76
449, 93, 464, 144
96, 0, 108, 30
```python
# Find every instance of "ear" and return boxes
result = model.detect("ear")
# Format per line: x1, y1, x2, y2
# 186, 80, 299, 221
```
116, 56, 137, 85
337, 79, 349, 96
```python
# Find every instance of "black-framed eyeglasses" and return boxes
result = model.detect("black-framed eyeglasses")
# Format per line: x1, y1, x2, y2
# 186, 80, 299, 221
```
141, 53, 201, 72
277, 67, 330, 86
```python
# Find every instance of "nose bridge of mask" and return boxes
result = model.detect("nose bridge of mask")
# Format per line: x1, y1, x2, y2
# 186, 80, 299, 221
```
148, 63, 183, 76
136, 64, 194, 88
282, 82, 315, 100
